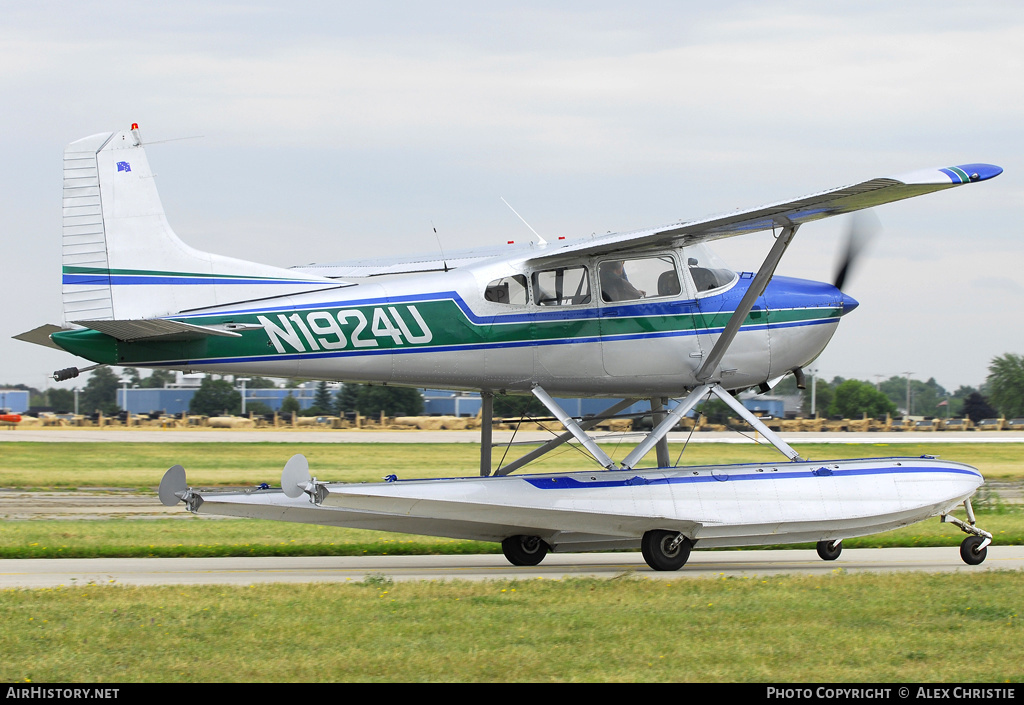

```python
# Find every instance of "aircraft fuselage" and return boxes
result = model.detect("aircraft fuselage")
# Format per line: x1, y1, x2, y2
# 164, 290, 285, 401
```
53, 247, 856, 397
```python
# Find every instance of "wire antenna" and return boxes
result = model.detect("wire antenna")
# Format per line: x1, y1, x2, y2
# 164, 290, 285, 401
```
501, 197, 547, 245
431, 221, 450, 272
141, 135, 204, 146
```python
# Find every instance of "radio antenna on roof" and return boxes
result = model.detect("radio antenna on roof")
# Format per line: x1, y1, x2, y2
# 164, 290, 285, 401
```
431, 221, 450, 272
501, 197, 547, 246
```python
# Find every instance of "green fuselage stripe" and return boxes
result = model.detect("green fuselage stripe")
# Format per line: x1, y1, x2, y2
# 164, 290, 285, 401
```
51, 298, 841, 367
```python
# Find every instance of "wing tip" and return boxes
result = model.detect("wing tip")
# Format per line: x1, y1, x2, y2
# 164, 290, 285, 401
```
894, 163, 1003, 186
950, 163, 1003, 183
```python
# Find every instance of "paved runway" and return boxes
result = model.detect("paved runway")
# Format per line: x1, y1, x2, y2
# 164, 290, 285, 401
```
2, 547, 1022, 589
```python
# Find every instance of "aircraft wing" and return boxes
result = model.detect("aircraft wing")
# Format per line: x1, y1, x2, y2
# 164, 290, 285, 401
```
290, 163, 1000, 275
292, 242, 539, 278
523, 163, 1003, 263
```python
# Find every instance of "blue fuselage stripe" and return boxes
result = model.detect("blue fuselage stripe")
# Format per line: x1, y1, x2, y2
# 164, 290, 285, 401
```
522, 464, 979, 489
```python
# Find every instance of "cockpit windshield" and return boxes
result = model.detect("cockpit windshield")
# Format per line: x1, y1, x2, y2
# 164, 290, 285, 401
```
681, 243, 737, 293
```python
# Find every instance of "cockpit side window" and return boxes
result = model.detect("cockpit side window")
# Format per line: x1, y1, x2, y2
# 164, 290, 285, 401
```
485, 274, 529, 305
682, 244, 737, 294
599, 256, 679, 303
533, 266, 591, 306
687, 259, 734, 291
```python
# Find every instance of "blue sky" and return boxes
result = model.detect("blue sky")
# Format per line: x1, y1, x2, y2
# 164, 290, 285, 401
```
2, 2, 1022, 394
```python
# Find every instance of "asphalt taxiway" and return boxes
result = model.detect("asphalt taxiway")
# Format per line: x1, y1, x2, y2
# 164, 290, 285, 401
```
2, 547, 1023, 589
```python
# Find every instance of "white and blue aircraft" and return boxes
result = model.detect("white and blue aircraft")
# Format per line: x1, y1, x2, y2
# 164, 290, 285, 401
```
19, 125, 1002, 569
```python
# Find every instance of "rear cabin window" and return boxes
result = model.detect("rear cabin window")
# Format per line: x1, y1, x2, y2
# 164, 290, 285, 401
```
484, 275, 529, 305
533, 266, 592, 306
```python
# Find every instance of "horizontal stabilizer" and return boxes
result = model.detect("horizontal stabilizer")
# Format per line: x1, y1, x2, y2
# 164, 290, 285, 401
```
12, 324, 70, 350
72, 318, 244, 342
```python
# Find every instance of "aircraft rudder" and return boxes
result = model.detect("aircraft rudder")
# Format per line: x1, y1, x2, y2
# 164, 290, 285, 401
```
60, 125, 341, 324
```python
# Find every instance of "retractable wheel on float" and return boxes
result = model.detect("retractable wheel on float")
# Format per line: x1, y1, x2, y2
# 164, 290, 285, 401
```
501, 535, 550, 566
641, 530, 693, 571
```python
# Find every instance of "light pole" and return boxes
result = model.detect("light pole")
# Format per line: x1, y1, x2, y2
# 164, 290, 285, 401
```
236, 378, 251, 415
903, 371, 914, 417
120, 378, 131, 425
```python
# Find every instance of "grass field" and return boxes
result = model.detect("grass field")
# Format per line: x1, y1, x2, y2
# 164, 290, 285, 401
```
3, 440, 1024, 488
3, 572, 1022, 682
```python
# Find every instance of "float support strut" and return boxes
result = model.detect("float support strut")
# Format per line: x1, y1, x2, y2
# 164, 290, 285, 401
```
651, 397, 671, 468
494, 397, 641, 476
480, 392, 493, 476
620, 385, 713, 469
708, 385, 802, 461
531, 385, 616, 469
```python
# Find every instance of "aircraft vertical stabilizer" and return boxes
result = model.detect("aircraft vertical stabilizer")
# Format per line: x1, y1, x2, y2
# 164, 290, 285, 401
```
60, 126, 344, 325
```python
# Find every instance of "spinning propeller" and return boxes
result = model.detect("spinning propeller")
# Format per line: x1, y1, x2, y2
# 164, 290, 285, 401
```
832, 210, 880, 292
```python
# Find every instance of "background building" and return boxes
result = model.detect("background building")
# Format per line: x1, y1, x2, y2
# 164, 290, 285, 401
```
0, 389, 30, 413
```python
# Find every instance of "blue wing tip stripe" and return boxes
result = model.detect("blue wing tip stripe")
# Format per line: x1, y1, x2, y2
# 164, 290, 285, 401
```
942, 163, 1003, 184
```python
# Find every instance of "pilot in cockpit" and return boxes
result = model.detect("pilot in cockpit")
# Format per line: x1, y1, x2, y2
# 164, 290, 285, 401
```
600, 260, 645, 302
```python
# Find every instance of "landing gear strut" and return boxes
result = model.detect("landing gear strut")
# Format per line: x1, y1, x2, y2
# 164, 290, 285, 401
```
942, 497, 992, 565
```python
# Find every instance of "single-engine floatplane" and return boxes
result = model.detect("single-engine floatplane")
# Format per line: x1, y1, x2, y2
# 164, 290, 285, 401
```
17, 125, 1003, 570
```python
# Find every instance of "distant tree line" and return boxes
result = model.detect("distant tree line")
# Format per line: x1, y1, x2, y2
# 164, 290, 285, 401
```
773, 355, 1024, 422
181, 378, 426, 418
185, 378, 425, 418
9, 352, 1024, 423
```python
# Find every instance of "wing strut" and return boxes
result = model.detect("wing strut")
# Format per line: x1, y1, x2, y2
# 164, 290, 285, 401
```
695, 223, 799, 383
619, 223, 805, 468
496, 223, 806, 473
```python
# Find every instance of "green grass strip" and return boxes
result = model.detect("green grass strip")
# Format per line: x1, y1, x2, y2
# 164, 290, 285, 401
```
2, 572, 1022, 682
2, 441, 1024, 489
